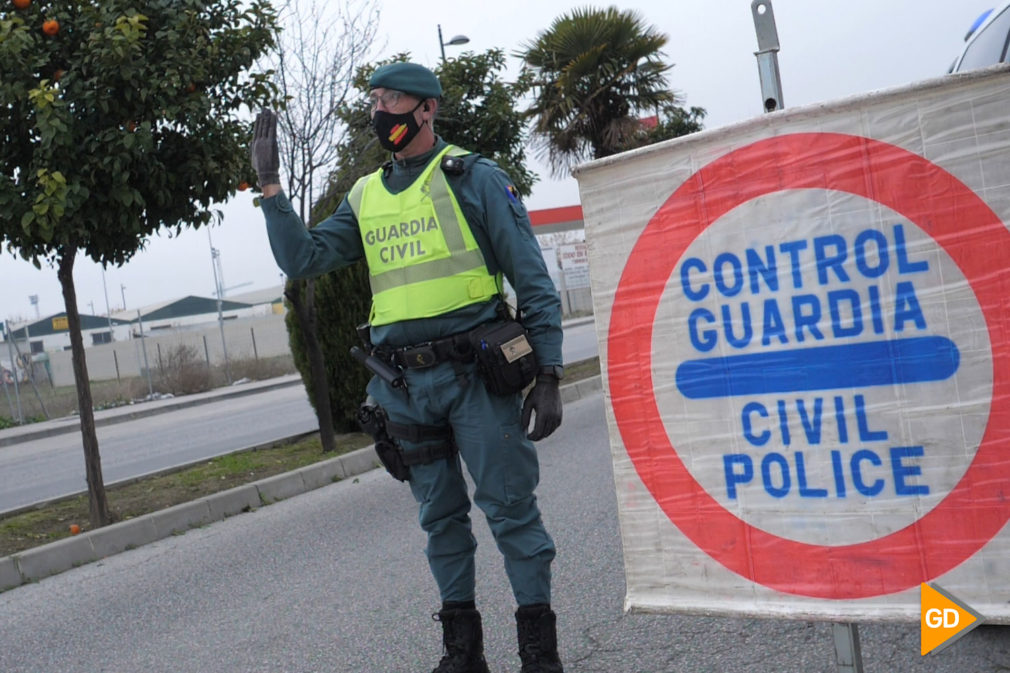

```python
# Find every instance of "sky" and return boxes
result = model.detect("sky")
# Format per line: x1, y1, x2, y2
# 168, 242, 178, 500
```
0, 0, 992, 326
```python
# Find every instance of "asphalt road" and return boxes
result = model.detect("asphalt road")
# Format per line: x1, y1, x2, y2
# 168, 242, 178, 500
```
1, 392, 1007, 672
561, 315, 599, 364
0, 385, 320, 513
0, 319, 601, 514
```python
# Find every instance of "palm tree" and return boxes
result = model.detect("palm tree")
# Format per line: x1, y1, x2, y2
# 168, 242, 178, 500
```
518, 6, 684, 176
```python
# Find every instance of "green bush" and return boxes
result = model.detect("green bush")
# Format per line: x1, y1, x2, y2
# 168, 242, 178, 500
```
285, 267, 372, 434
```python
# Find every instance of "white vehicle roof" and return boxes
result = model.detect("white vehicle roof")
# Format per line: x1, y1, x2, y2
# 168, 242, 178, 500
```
951, 2, 1010, 72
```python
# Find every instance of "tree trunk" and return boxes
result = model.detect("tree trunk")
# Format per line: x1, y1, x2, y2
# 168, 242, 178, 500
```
285, 278, 337, 453
57, 249, 111, 528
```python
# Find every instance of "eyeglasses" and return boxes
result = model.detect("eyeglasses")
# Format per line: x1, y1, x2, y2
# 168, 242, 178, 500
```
367, 90, 405, 110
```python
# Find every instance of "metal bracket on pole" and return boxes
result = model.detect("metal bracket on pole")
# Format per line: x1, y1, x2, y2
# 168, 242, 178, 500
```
751, 0, 785, 112
832, 623, 865, 673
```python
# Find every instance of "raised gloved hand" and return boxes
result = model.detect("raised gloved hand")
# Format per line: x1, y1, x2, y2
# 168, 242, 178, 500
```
251, 109, 280, 187
521, 374, 563, 441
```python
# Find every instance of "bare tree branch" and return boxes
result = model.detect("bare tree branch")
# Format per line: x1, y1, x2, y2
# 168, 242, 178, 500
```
268, 0, 382, 223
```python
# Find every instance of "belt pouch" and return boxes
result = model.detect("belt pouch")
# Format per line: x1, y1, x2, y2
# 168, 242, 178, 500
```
467, 320, 537, 395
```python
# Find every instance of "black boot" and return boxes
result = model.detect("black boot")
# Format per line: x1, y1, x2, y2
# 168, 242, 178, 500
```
515, 604, 564, 673
431, 607, 491, 673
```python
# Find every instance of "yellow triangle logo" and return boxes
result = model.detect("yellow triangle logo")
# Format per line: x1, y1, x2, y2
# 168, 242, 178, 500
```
920, 583, 982, 655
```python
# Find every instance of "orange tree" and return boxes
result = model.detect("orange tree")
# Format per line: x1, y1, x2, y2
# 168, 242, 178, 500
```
0, 0, 279, 527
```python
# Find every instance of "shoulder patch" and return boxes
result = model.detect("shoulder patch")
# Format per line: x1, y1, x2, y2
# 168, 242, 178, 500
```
505, 184, 520, 204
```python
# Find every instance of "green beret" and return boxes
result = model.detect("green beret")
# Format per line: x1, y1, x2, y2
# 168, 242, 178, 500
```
369, 62, 442, 99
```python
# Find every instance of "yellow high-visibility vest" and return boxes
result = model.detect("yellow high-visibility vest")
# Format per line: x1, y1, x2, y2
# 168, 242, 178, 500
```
347, 145, 503, 326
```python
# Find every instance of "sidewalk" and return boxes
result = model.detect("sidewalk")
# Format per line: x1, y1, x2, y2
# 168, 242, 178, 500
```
0, 369, 602, 593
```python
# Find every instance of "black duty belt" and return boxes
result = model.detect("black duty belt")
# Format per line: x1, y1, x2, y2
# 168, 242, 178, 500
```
387, 332, 475, 370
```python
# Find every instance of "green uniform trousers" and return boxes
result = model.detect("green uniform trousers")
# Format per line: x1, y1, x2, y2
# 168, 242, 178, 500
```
366, 359, 556, 606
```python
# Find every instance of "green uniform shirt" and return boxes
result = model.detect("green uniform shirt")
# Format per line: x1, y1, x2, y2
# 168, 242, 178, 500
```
261, 137, 563, 366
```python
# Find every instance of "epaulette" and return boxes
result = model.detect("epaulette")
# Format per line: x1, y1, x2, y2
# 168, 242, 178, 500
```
441, 153, 467, 176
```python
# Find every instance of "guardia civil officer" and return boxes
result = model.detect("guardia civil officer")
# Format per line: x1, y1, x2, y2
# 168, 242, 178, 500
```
251, 62, 565, 673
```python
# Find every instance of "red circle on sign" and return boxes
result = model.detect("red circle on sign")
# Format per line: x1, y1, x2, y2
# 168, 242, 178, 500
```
608, 132, 1010, 599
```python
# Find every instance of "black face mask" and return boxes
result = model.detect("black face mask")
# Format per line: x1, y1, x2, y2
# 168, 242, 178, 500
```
372, 100, 425, 152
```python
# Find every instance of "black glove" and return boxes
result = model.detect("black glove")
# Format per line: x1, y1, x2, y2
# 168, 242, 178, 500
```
521, 374, 563, 441
251, 109, 280, 187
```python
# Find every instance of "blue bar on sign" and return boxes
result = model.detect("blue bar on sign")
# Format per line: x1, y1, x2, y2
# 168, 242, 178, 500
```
675, 337, 960, 399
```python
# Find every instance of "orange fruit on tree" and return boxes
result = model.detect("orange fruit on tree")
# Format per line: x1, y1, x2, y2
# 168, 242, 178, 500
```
42, 19, 60, 36
238, 181, 249, 191
53, 69, 65, 82
13, 0, 31, 10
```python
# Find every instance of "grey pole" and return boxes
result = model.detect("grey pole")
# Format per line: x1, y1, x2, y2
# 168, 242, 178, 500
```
751, 4, 862, 671
1, 366, 15, 421
832, 623, 865, 673
20, 323, 47, 419
1, 322, 14, 419
102, 269, 115, 342
437, 24, 469, 63
4, 323, 23, 424
208, 231, 232, 384
751, 0, 785, 112
136, 310, 153, 397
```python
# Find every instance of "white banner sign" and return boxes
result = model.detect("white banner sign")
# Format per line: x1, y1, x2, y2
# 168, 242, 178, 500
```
574, 66, 1010, 622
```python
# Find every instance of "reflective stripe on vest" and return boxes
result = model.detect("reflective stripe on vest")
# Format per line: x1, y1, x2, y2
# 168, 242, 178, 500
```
347, 145, 502, 326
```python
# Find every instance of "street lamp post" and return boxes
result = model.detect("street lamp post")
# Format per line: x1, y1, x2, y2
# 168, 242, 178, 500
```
207, 230, 232, 384
438, 24, 469, 62
102, 269, 114, 342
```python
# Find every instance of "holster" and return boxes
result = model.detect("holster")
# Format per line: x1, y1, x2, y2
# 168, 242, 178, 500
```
356, 400, 456, 482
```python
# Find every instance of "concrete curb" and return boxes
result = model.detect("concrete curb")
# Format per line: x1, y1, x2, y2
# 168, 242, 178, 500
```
0, 444, 383, 593
0, 375, 602, 593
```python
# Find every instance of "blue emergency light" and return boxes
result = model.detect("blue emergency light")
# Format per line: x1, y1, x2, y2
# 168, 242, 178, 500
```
966, 8, 994, 41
